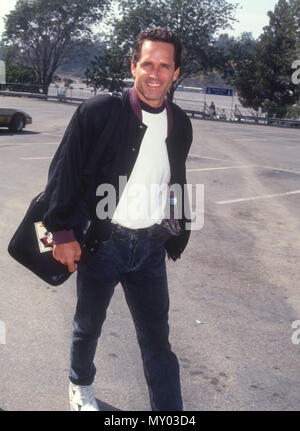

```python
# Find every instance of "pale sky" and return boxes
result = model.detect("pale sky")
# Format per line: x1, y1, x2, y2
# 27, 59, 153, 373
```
226, 0, 279, 38
0, 0, 279, 39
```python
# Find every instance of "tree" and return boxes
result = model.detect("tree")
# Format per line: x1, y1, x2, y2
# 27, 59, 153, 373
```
0, 41, 5, 60
233, 0, 300, 117
215, 32, 257, 84
84, 44, 127, 93
291, 0, 300, 51
6, 62, 42, 93
104, 0, 238, 100
57, 37, 106, 76
3, 0, 111, 94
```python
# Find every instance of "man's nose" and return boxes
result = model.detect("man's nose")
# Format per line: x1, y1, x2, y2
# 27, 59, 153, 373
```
149, 66, 160, 79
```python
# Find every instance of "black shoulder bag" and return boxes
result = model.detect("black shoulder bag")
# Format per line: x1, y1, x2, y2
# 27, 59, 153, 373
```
7, 192, 88, 286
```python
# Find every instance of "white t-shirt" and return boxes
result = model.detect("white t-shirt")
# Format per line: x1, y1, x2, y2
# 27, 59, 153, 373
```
112, 108, 170, 229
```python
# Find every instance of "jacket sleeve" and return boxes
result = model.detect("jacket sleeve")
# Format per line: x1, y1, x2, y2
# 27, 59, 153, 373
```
165, 114, 193, 261
43, 103, 87, 240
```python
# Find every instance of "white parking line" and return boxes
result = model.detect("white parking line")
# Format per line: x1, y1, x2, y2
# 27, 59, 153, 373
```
188, 154, 225, 161
187, 164, 300, 176
42, 133, 63, 138
256, 165, 300, 176
0, 142, 59, 147
216, 190, 300, 205
233, 138, 268, 142
187, 165, 257, 172
19, 142, 59, 146
19, 157, 53, 160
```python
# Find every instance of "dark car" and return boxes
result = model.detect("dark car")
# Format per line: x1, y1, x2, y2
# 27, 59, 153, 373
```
0, 108, 32, 132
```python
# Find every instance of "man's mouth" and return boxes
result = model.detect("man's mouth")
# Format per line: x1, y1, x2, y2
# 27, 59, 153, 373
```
147, 82, 161, 88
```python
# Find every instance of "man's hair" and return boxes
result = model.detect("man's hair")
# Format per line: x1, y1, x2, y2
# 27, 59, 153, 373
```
132, 27, 182, 70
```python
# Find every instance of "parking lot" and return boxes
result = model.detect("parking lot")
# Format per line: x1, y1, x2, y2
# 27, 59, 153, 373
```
0, 95, 300, 411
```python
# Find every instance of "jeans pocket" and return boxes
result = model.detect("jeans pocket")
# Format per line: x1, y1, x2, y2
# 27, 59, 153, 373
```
100, 230, 114, 246
85, 230, 113, 254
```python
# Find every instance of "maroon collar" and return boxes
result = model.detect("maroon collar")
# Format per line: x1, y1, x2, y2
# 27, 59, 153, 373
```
129, 87, 174, 135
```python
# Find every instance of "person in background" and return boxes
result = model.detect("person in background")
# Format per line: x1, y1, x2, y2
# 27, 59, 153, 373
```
209, 101, 216, 116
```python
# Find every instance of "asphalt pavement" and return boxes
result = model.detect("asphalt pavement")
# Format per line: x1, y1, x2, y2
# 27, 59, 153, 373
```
0, 95, 300, 411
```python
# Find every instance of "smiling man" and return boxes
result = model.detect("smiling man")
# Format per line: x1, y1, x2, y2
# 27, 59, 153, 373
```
43, 28, 193, 411
131, 38, 180, 107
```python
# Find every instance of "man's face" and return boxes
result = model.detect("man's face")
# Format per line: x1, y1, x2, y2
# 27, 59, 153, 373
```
131, 40, 180, 108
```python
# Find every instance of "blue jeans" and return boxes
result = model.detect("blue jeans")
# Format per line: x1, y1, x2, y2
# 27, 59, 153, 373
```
69, 223, 183, 411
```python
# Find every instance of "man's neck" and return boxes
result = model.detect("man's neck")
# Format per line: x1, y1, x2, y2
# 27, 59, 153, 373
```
139, 97, 166, 114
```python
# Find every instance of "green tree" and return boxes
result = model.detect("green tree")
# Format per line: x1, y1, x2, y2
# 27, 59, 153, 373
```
0, 41, 4, 60
291, 0, 300, 51
6, 62, 42, 93
104, 0, 238, 100
84, 44, 127, 93
57, 37, 106, 76
3, 0, 110, 94
233, 0, 300, 117
215, 32, 257, 84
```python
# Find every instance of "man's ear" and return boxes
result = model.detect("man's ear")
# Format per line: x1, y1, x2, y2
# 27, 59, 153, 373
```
131, 60, 137, 78
173, 67, 180, 82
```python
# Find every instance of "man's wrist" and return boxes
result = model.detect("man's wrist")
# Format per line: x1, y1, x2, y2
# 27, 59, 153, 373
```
52, 229, 76, 245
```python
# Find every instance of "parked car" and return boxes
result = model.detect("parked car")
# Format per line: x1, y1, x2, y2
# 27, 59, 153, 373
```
0, 108, 32, 132
109, 91, 122, 96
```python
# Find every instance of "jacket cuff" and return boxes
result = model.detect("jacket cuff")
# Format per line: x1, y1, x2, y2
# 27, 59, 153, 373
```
52, 229, 76, 245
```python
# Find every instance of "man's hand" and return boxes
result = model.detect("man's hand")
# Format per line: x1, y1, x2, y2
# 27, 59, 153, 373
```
52, 241, 82, 273
164, 230, 190, 262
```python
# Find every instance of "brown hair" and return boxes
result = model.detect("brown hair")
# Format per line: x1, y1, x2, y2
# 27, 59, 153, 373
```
132, 27, 182, 70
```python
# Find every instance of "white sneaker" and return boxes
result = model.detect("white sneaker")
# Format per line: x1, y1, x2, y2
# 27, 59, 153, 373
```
69, 382, 100, 411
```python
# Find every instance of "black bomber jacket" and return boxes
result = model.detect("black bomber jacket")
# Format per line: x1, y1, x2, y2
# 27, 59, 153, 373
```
43, 88, 193, 260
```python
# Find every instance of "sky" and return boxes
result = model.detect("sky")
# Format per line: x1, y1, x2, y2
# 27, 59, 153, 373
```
226, 0, 279, 37
0, 0, 279, 39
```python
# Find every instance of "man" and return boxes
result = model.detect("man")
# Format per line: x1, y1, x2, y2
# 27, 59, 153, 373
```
43, 28, 193, 411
